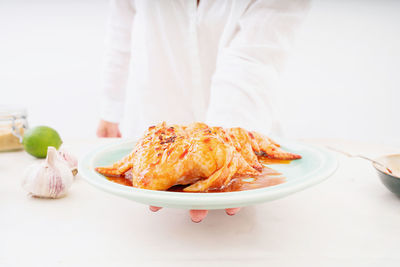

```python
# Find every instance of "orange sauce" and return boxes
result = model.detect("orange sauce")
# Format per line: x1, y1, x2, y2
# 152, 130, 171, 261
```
218, 175, 285, 192
189, 169, 285, 192
105, 160, 288, 192
257, 157, 291, 165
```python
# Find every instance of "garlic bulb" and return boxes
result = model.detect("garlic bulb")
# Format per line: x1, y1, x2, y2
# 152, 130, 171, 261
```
58, 146, 78, 175
22, 147, 74, 199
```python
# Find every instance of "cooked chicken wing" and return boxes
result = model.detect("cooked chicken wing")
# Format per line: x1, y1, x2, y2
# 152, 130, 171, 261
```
248, 131, 302, 160
95, 122, 301, 192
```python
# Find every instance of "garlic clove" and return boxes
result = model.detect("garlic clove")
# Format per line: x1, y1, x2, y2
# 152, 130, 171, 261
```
58, 146, 78, 169
22, 146, 74, 199
58, 146, 78, 176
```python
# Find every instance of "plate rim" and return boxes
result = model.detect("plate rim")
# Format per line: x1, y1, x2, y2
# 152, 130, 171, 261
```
78, 139, 338, 209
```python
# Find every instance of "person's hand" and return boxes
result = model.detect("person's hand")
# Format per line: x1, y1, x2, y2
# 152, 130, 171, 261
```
97, 120, 121, 137
149, 206, 241, 223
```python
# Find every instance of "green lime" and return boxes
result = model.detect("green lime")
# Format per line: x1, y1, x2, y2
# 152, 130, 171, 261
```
23, 126, 62, 158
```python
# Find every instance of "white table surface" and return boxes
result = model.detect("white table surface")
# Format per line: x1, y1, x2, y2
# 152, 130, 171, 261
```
1, 138, 399, 267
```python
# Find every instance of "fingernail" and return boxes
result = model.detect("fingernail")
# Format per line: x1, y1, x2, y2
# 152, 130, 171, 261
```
149, 206, 162, 212
190, 210, 208, 223
225, 208, 241, 216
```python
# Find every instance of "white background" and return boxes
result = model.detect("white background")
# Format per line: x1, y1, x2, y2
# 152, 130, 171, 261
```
1, 0, 399, 146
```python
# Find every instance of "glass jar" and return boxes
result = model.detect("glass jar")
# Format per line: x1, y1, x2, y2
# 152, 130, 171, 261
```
0, 107, 29, 152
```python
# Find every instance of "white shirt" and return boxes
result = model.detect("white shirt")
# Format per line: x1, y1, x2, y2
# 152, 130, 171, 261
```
101, 0, 310, 139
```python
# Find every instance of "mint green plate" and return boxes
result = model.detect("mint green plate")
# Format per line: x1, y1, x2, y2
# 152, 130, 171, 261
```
79, 139, 337, 209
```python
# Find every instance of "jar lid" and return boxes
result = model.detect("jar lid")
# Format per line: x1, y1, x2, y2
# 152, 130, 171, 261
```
0, 106, 27, 120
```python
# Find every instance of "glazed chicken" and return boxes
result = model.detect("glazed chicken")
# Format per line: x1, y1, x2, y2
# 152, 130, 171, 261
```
95, 122, 301, 192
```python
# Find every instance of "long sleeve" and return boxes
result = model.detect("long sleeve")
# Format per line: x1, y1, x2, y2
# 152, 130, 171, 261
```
205, 0, 310, 134
100, 0, 135, 123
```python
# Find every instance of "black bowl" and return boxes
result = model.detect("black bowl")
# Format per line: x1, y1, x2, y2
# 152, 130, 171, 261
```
373, 154, 400, 197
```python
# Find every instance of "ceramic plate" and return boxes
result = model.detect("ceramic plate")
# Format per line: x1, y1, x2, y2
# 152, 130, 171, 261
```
79, 139, 337, 209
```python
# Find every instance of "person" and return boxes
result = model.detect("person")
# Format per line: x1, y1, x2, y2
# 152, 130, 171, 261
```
97, 0, 310, 222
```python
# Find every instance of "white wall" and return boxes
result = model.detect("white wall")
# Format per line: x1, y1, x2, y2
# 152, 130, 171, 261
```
1, 0, 107, 139
278, 0, 400, 146
1, 0, 399, 145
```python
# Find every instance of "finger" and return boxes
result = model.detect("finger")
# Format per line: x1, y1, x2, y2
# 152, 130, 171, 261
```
96, 127, 106, 137
110, 128, 121, 138
189, 210, 208, 223
225, 208, 241, 216
149, 206, 162, 212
